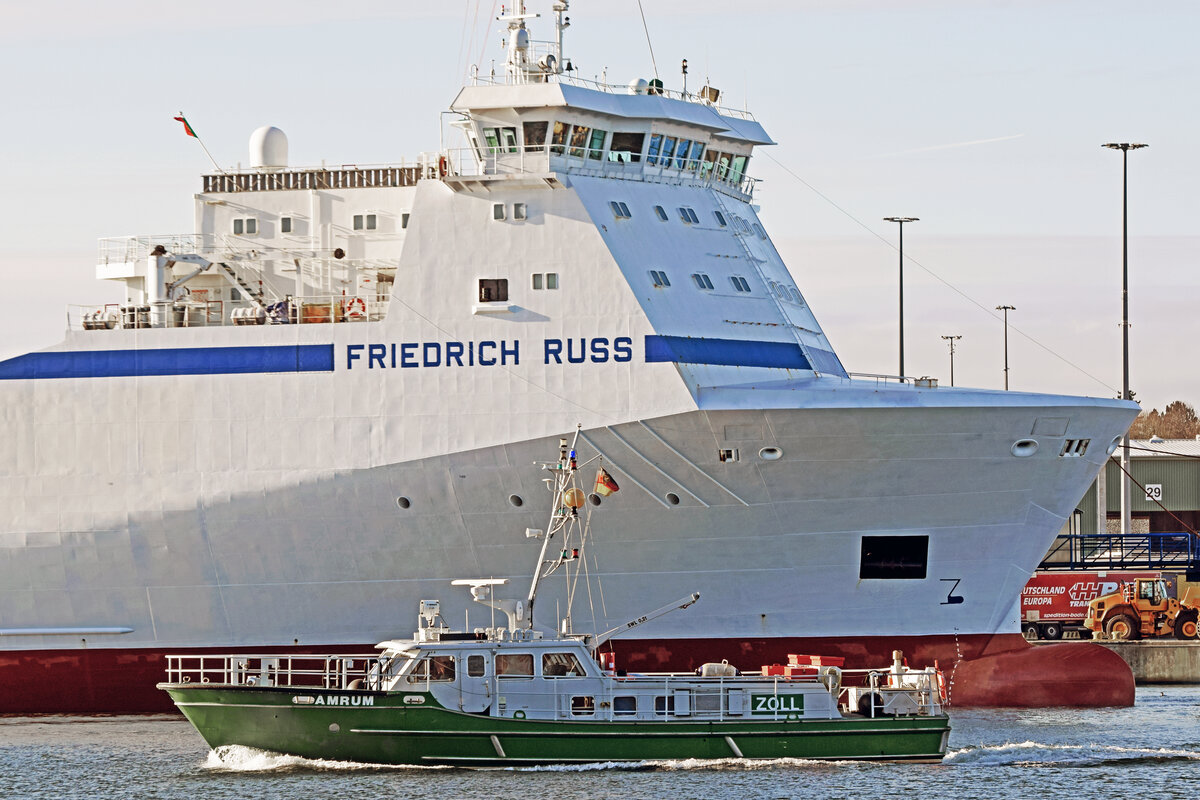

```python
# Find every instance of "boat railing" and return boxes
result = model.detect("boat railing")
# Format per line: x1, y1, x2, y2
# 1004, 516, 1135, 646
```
163, 654, 390, 690
469, 58, 758, 122
70, 294, 387, 332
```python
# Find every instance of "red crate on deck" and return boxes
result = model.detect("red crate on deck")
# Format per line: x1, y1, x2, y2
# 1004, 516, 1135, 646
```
761, 664, 787, 676
784, 665, 817, 677
808, 655, 845, 668
786, 654, 813, 666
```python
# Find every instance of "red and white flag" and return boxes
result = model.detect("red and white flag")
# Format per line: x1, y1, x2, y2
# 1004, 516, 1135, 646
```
594, 468, 620, 496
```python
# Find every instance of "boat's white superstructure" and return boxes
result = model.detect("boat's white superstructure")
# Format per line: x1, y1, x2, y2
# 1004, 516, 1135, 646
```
0, 3, 1138, 711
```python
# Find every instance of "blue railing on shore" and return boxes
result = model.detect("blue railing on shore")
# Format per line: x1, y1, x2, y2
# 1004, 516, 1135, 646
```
1040, 533, 1200, 572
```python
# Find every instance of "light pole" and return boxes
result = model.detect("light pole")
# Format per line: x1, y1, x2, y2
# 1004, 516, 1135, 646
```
883, 217, 918, 379
1103, 141, 1148, 536
996, 305, 1015, 390
941, 335, 961, 386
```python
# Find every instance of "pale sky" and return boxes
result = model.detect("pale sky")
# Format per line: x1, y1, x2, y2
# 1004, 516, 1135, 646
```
1, 0, 1196, 410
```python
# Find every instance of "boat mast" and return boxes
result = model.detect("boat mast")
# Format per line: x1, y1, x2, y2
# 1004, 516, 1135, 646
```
526, 426, 582, 627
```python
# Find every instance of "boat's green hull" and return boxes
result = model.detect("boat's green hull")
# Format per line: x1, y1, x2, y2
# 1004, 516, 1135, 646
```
164, 686, 949, 766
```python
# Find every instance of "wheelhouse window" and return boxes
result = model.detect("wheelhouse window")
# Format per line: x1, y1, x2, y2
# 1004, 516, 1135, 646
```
675, 139, 693, 169
687, 141, 705, 170
730, 154, 749, 183
542, 652, 586, 677
859, 535, 929, 580
479, 278, 508, 302
407, 655, 455, 683
716, 153, 731, 181
647, 133, 663, 165
481, 126, 518, 154
702, 149, 719, 177
496, 653, 534, 677
660, 136, 677, 165
353, 214, 377, 231
649, 270, 671, 288
569, 124, 591, 157
467, 654, 486, 678
588, 129, 607, 160
551, 121, 569, 155
523, 120, 548, 149
609, 132, 645, 163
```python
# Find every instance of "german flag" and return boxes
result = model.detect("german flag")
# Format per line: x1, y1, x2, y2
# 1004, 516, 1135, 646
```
594, 468, 620, 496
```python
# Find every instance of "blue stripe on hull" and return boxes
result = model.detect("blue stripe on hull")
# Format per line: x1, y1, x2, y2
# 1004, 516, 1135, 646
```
644, 335, 812, 371
0, 344, 335, 379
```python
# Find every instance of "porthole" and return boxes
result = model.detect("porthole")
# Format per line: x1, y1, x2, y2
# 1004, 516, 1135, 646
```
1011, 439, 1039, 458
1107, 436, 1122, 456
508, 494, 524, 508
665, 492, 680, 505
759, 447, 783, 461
396, 496, 411, 509
588, 493, 602, 506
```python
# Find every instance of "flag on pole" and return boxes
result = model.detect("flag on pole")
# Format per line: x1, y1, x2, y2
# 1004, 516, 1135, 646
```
173, 114, 197, 138
594, 468, 620, 496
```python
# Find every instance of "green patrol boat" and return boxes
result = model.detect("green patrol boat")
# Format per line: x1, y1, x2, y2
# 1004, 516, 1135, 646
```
160, 431, 950, 766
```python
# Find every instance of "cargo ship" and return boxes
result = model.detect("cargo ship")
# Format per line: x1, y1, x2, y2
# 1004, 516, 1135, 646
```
0, 2, 1138, 712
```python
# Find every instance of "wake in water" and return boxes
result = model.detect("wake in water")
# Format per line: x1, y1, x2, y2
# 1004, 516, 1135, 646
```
946, 741, 1200, 768
204, 745, 448, 773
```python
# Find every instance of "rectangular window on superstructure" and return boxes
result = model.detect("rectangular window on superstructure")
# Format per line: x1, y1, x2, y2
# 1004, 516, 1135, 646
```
716, 153, 731, 181
859, 535, 929, 580
482, 127, 501, 153
609, 132, 645, 163
613, 696, 637, 716
533, 273, 543, 290
401, 212, 411, 229
232, 218, 257, 235
353, 214, 377, 231
501, 127, 519, 153
546, 272, 558, 289
513, 203, 527, 221
730, 154, 749, 183
702, 149, 718, 177
569, 124, 591, 158
479, 278, 509, 303
280, 216, 292, 234
675, 139, 692, 169
496, 653, 533, 677
661, 136, 677, 165
551, 121, 569, 155
688, 141, 705, 170
647, 133, 663, 165
523, 121, 548, 149
493, 203, 506, 221
588, 129, 607, 160
532, 272, 558, 290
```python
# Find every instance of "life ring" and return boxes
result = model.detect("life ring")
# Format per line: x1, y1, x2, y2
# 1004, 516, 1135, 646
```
437, 155, 448, 177
936, 669, 948, 705
345, 297, 367, 320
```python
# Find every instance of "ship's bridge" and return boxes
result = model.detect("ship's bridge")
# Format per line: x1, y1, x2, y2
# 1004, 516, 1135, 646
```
446, 81, 772, 203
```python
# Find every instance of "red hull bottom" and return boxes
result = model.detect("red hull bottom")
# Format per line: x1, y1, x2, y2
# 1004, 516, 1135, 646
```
0, 632, 1133, 714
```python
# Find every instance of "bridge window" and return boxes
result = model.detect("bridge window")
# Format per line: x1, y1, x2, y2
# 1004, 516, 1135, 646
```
588, 129, 607, 160
661, 136, 677, 165
353, 214, 377, 231
649, 270, 671, 288
609, 132, 645, 163
860, 535, 928, 580
691, 273, 714, 290
716, 152, 731, 181
407, 655, 456, 683
647, 133, 663, 165
675, 140, 692, 169
232, 218, 257, 235
523, 120, 548, 149
551, 121, 569, 155
479, 278, 508, 303
686, 141, 705, 170
569, 124, 591, 157
496, 653, 534, 678
730, 276, 751, 293
543, 652, 585, 677
730, 154, 749, 183
702, 149, 718, 177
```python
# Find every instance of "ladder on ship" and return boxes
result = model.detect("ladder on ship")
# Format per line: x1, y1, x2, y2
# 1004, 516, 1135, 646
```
217, 262, 268, 311
1039, 532, 1200, 576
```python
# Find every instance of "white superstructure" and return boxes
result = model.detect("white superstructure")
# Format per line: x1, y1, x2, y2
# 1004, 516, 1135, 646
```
0, 2, 1137, 711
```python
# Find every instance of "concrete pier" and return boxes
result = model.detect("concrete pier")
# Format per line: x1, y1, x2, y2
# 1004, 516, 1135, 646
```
1091, 641, 1200, 684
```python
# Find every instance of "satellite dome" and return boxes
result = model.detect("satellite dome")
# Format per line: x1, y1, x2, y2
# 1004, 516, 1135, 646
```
627, 78, 649, 95
250, 126, 288, 172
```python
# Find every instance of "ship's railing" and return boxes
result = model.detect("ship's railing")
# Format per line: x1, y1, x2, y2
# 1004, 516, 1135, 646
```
98, 234, 220, 267
471, 54, 757, 122
445, 144, 758, 201
202, 164, 426, 194
163, 654, 392, 691
69, 294, 387, 332
1040, 533, 1200, 571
